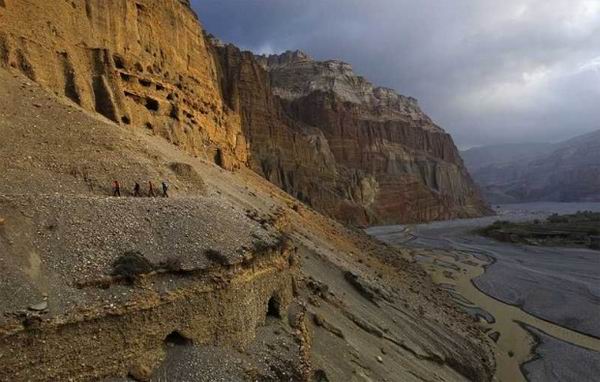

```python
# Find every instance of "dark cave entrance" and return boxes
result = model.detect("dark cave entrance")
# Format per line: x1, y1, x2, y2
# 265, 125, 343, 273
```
214, 148, 224, 168
145, 97, 160, 112
164, 330, 193, 346
267, 295, 282, 319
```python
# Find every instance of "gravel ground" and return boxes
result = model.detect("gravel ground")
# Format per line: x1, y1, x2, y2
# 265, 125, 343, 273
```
104, 318, 301, 382
0, 193, 279, 320
0, 67, 496, 382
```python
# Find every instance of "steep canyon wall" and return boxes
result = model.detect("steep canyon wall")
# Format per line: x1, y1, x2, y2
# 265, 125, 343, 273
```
0, 0, 488, 224
0, 0, 246, 168
221, 47, 490, 224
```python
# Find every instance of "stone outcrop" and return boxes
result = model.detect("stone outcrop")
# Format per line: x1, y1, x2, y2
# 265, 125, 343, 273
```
217, 46, 489, 224
0, 0, 488, 226
0, 195, 296, 382
210, 43, 341, 214
0, 0, 246, 168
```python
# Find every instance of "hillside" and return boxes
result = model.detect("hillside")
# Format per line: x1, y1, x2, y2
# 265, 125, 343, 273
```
462, 143, 554, 173
0, 0, 488, 225
0, 1, 494, 381
0, 55, 493, 382
462, 131, 600, 204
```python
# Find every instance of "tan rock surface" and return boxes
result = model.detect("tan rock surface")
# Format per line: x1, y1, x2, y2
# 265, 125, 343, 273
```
214, 43, 490, 225
0, 65, 494, 381
0, 1, 495, 380
0, 0, 488, 226
0, 0, 247, 168
262, 51, 491, 224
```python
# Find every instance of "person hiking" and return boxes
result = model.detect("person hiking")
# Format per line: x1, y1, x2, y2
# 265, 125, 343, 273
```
133, 182, 141, 197
148, 181, 156, 197
161, 181, 169, 198
112, 180, 121, 197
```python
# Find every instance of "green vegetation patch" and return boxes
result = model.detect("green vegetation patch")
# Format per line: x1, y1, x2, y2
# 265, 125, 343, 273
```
479, 211, 600, 250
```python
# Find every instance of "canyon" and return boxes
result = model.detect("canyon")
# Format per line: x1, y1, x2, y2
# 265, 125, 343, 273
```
0, 0, 488, 226
0, 1, 495, 381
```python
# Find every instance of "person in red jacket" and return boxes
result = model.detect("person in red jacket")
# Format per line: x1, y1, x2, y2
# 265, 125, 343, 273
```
112, 180, 121, 197
148, 181, 156, 197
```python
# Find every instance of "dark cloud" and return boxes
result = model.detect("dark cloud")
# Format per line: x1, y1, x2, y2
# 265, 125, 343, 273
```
192, 0, 600, 147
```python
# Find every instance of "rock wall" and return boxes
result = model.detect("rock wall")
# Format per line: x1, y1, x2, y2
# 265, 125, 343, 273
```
0, 251, 295, 382
211, 43, 342, 213
0, 0, 247, 168
0, 0, 488, 225
217, 46, 490, 225
0, 193, 297, 381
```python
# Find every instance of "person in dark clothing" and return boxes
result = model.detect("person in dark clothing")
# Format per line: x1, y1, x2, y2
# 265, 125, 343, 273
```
133, 182, 141, 197
162, 181, 169, 198
112, 180, 121, 197
148, 181, 156, 197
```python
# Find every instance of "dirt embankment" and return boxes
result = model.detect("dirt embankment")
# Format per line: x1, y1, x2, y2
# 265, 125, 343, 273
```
0, 58, 494, 381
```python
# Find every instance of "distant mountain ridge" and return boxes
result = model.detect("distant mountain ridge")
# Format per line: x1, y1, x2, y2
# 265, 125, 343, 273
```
462, 130, 600, 203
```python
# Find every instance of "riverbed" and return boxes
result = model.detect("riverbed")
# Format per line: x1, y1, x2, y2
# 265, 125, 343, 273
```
367, 203, 600, 382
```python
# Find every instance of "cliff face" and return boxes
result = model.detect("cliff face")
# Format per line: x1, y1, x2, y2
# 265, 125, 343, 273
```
0, 68, 495, 382
210, 43, 342, 214
0, 0, 247, 168
0, 0, 487, 225
218, 46, 489, 224
0, 3, 497, 381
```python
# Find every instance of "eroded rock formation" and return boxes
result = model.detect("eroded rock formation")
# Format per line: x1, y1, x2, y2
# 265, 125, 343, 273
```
0, 0, 246, 168
216, 46, 490, 225
0, 195, 297, 381
0, 21, 496, 381
0, 0, 488, 225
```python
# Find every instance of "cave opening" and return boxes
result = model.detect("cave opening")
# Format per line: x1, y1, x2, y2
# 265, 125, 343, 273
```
267, 295, 282, 319
113, 54, 125, 70
164, 330, 192, 347
145, 97, 159, 112
139, 78, 152, 87
214, 148, 224, 168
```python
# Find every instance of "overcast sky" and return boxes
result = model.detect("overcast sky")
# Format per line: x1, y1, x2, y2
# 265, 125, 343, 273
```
192, 0, 600, 148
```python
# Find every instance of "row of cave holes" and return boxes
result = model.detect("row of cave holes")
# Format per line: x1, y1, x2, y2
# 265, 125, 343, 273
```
162, 296, 281, 347
120, 72, 166, 92
114, 54, 157, 76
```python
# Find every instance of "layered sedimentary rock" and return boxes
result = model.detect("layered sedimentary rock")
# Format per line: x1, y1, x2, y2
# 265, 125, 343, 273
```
0, 195, 296, 382
210, 42, 341, 213
0, 0, 488, 225
218, 46, 489, 224
0, 0, 501, 374
0, 0, 246, 168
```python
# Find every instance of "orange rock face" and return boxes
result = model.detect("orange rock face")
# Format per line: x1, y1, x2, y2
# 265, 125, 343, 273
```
0, 0, 489, 224
0, 0, 247, 168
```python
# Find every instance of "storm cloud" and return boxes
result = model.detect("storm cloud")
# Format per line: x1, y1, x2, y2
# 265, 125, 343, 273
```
192, 0, 600, 147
